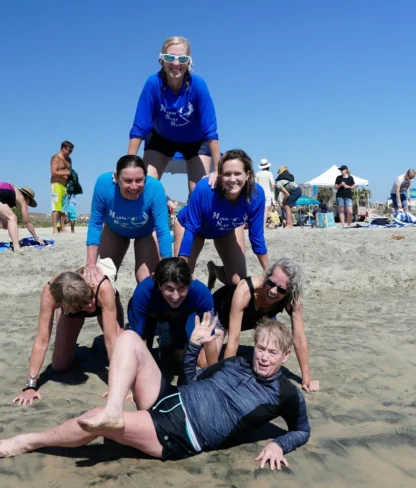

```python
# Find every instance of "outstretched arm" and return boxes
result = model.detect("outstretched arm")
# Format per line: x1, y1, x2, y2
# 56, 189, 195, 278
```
256, 388, 310, 470
97, 281, 121, 362
182, 313, 221, 383
291, 304, 319, 392
223, 281, 250, 359
13, 284, 56, 406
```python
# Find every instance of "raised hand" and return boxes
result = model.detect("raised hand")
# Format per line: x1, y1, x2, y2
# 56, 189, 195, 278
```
190, 312, 220, 346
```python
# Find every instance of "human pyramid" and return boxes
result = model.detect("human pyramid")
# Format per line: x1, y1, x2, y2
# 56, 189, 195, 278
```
0, 36, 319, 472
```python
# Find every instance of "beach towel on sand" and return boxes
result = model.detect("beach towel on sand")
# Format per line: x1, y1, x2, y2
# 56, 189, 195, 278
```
393, 210, 416, 225
0, 238, 55, 251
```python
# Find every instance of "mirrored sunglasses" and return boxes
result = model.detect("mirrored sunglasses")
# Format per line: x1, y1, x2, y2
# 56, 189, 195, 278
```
159, 53, 191, 64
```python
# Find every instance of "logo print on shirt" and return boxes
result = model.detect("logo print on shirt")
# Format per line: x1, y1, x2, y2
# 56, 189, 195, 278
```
109, 210, 150, 229
160, 102, 194, 127
212, 211, 248, 231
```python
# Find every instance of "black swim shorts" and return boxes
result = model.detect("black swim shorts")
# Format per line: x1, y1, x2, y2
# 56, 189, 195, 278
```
144, 130, 210, 160
149, 381, 198, 461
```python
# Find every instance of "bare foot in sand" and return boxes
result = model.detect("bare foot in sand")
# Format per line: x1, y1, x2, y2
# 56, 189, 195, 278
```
207, 261, 217, 290
0, 437, 29, 458
78, 408, 125, 432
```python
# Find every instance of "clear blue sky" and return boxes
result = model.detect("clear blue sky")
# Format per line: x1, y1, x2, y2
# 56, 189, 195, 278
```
1, 0, 415, 213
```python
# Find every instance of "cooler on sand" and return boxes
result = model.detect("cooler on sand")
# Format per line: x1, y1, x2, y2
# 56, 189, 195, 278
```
316, 212, 336, 228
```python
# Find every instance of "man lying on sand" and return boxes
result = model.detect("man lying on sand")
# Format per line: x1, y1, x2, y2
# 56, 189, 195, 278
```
0, 314, 310, 470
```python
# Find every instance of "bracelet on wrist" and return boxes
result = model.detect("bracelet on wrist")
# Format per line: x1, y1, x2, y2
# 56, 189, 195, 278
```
26, 377, 38, 389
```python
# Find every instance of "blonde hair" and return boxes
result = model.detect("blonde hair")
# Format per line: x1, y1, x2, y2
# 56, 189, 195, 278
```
254, 318, 293, 352
278, 166, 288, 174
159, 36, 193, 88
161, 36, 192, 56
49, 272, 92, 314
406, 169, 415, 179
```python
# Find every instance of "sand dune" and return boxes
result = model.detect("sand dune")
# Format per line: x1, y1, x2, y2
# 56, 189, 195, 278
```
0, 226, 415, 487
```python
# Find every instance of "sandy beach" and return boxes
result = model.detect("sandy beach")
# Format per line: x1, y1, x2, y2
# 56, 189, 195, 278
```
0, 225, 415, 487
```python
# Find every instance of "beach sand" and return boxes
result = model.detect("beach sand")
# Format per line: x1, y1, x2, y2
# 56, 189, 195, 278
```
0, 226, 415, 487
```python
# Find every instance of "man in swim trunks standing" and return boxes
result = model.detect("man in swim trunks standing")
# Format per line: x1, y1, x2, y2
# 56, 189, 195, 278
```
50, 141, 73, 233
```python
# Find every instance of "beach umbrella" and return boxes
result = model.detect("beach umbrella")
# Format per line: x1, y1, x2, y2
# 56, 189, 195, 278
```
296, 195, 320, 206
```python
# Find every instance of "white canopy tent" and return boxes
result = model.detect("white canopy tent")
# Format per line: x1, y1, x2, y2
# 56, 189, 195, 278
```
304, 165, 370, 212
305, 165, 369, 186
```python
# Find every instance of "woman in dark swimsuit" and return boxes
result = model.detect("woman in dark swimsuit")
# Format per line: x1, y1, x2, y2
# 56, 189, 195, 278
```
12, 259, 124, 406
213, 258, 320, 392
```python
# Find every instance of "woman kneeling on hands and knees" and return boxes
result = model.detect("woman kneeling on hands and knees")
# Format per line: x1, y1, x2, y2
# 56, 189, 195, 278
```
84, 155, 172, 286
13, 259, 124, 406
213, 258, 319, 392
1, 314, 310, 473
127, 257, 218, 367
174, 149, 269, 289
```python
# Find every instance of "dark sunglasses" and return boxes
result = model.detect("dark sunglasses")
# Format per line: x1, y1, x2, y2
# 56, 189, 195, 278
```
266, 279, 288, 295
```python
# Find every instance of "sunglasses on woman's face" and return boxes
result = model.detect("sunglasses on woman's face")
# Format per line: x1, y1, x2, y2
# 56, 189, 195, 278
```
266, 279, 288, 296
159, 53, 191, 64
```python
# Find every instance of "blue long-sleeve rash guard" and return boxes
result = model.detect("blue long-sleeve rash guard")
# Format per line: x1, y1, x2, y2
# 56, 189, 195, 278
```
178, 178, 267, 257
86, 172, 172, 258
179, 342, 311, 453
127, 276, 214, 349
129, 72, 218, 143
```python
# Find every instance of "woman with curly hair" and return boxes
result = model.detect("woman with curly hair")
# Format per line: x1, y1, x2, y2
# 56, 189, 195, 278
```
213, 258, 319, 392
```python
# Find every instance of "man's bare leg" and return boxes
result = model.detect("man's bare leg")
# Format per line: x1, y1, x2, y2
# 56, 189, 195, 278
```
52, 211, 60, 233
60, 213, 68, 233
78, 331, 161, 432
0, 408, 162, 459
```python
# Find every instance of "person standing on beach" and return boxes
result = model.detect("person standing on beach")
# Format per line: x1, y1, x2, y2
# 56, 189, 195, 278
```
334, 165, 355, 227
128, 36, 221, 193
255, 159, 275, 225
50, 141, 73, 233
390, 169, 415, 212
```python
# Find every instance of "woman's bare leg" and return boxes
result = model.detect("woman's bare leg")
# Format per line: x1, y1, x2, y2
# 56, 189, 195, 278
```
0, 408, 162, 459
52, 316, 85, 372
143, 150, 170, 180
0, 203, 20, 250
134, 233, 161, 283
186, 155, 212, 193
99, 225, 130, 271
173, 219, 184, 257
208, 227, 247, 287
173, 219, 205, 272
338, 205, 345, 227
78, 331, 161, 432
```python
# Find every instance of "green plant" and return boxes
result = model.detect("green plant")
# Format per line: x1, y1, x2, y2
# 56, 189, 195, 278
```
353, 188, 372, 206
317, 187, 333, 204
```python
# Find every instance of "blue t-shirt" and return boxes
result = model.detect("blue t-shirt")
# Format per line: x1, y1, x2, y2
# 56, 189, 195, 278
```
177, 179, 267, 257
129, 72, 218, 143
86, 172, 172, 258
127, 276, 214, 349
